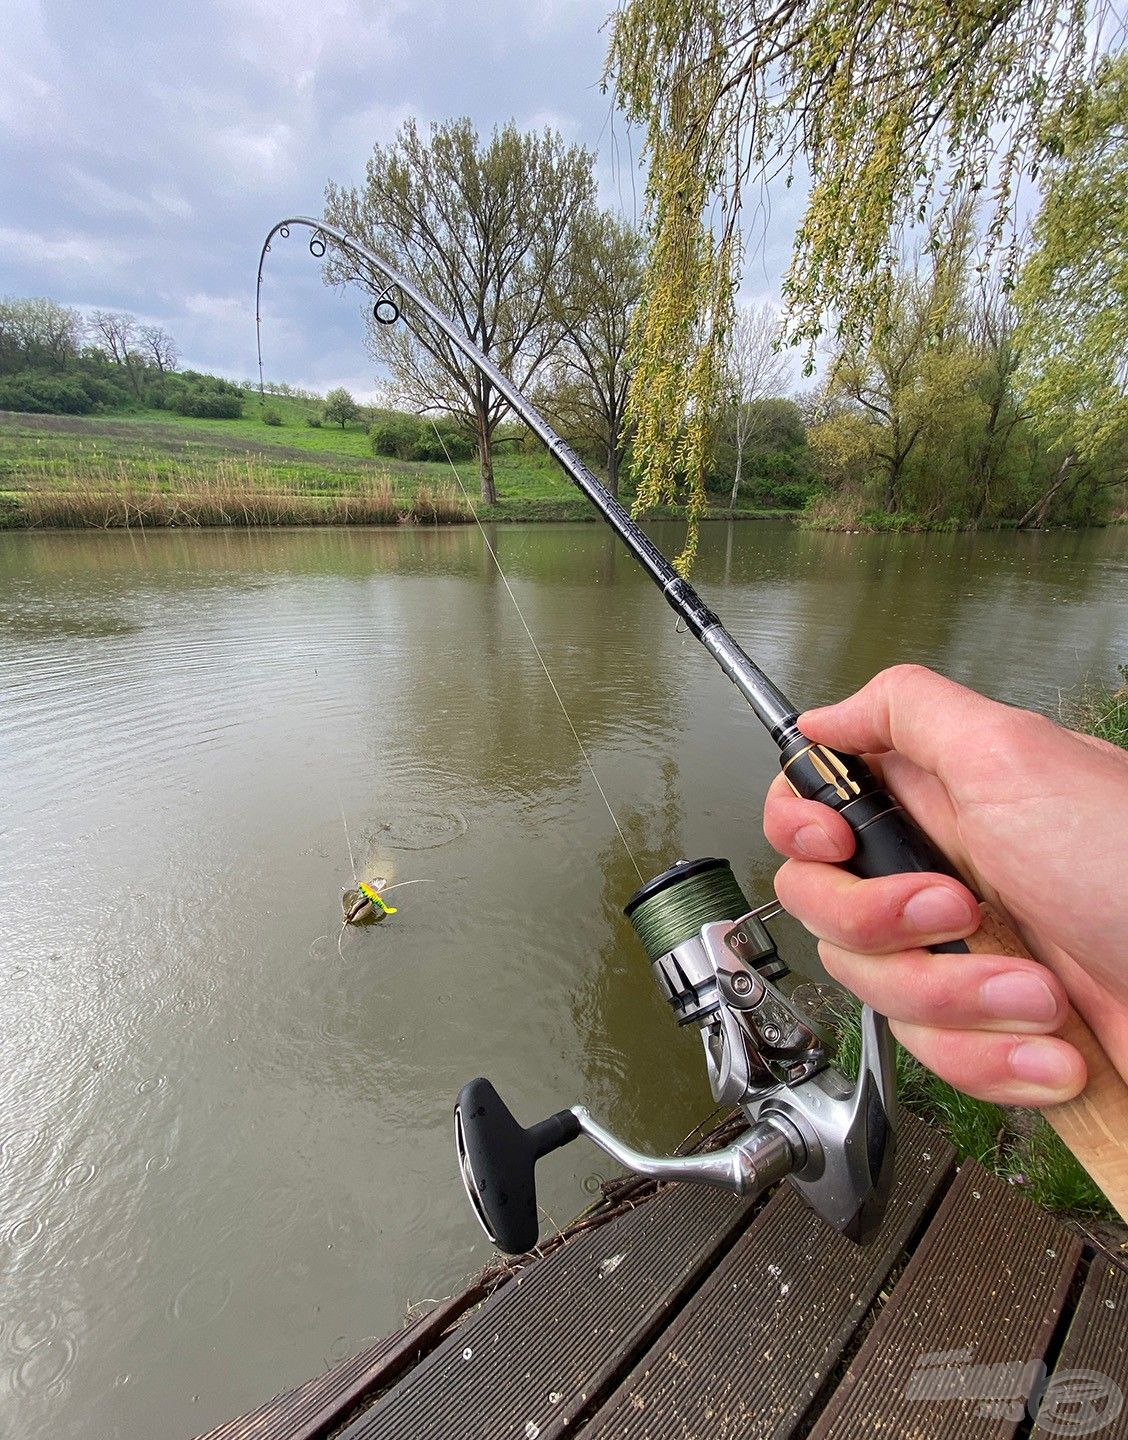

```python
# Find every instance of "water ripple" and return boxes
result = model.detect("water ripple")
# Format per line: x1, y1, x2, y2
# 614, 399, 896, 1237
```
12, 1332, 77, 1396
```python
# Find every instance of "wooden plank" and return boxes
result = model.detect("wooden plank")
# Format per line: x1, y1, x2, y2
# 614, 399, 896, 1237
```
335, 1177, 760, 1440
806, 1161, 1084, 1440
1030, 1257, 1128, 1438
193, 1291, 473, 1440
577, 1113, 955, 1440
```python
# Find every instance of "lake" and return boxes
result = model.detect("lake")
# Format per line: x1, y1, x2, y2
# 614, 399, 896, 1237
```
1, 520, 1125, 1438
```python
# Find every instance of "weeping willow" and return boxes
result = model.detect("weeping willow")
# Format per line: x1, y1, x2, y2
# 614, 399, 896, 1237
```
607, 0, 1100, 565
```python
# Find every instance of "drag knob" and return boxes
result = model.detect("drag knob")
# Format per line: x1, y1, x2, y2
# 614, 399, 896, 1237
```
454, 1078, 581, 1254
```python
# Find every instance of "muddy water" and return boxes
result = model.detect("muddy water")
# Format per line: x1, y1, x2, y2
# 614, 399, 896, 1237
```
0, 521, 1125, 1438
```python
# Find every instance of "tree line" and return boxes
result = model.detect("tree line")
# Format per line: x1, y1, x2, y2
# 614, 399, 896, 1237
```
323, 104, 1123, 526
605, 0, 1125, 550
0, 298, 247, 419
4, 68, 1122, 532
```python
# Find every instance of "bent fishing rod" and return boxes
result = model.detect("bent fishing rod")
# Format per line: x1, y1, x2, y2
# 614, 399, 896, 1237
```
259, 217, 1128, 1245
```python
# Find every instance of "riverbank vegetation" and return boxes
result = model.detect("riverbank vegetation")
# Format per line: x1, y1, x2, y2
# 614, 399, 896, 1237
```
607, 6, 1125, 550
3, 45, 1123, 537
0, 405, 790, 530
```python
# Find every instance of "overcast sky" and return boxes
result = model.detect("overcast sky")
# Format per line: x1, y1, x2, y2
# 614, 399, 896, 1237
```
0, 0, 803, 399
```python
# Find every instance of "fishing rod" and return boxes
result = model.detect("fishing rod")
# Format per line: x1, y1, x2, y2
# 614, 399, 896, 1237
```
259, 217, 1127, 1249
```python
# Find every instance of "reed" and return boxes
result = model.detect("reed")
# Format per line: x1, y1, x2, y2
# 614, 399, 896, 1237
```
7, 454, 470, 529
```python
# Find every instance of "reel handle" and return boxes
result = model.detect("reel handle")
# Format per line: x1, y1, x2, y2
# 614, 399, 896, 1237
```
454, 1078, 580, 1255
778, 733, 1128, 1220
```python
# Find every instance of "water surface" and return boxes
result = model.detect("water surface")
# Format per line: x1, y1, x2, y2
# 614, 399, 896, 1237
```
1, 521, 1125, 1438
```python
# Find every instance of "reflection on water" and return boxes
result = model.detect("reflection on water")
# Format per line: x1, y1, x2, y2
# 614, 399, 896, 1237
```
0, 521, 1125, 1439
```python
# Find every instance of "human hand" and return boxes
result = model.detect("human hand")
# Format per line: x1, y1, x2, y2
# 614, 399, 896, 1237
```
763, 665, 1128, 1107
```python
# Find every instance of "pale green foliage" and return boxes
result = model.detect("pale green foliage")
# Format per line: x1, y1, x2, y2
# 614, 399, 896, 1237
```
807, 209, 1112, 526
1014, 55, 1128, 473
607, 0, 1102, 559
541, 212, 645, 496
0, 296, 84, 371
821, 207, 986, 514
808, 409, 877, 494
323, 386, 360, 428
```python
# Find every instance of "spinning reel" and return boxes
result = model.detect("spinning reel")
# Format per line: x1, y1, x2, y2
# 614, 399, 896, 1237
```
455, 857, 896, 1254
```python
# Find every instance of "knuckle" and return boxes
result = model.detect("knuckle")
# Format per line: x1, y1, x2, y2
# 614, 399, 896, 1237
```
911, 966, 960, 1023
831, 887, 888, 951
884, 662, 932, 689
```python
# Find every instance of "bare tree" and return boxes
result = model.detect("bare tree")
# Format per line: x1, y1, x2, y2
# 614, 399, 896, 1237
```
88, 310, 144, 396
139, 324, 179, 373
723, 303, 789, 507
325, 117, 594, 503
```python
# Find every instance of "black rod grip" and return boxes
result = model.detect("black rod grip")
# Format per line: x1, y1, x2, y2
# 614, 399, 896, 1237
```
778, 735, 970, 954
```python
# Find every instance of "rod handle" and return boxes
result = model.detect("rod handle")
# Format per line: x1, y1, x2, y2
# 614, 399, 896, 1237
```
779, 736, 1128, 1219
964, 907, 1128, 1218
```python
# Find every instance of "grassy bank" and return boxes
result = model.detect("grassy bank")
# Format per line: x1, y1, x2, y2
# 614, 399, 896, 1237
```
0, 407, 795, 529
830, 668, 1128, 1220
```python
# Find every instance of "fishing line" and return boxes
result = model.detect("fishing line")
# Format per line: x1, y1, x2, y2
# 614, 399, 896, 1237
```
426, 418, 644, 885
626, 857, 750, 964
337, 789, 358, 885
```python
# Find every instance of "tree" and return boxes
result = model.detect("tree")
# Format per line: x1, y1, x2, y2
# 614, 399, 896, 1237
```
325, 118, 595, 503
323, 386, 360, 428
540, 212, 644, 497
1013, 55, 1127, 524
0, 296, 83, 373
605, 0, 1107, 563
722, 303, 789, 507
962, 281, 1030, 520
139, 324, 178, 373
89, 310, 144, 397
818, 202, 993, 517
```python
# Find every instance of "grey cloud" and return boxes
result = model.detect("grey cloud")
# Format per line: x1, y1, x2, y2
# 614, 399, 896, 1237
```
1, 0, 800, 399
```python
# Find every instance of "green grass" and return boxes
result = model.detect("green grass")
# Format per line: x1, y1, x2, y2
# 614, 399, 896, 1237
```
0, 402, 797, 527
1067, 666, 1128, 749
829, 997, 1112, 1217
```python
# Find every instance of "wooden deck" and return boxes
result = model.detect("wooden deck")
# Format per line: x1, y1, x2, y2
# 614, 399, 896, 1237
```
198, 1113, 1127, 1440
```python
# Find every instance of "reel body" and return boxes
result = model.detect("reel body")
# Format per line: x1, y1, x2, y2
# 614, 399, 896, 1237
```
455, 857, 896, 1254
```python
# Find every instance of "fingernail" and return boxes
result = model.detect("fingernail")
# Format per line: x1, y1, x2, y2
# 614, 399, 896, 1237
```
903, 886, 976, 934
795, 824, 840, 860
980, 973, 1058, 1023
1010, 1041, 1076, 1090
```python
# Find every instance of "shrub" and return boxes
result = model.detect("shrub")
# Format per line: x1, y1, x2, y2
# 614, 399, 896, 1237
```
173, 387, 243, 419
369, 410, 475, 462
411, 424, 474, 463
0, 371, 95, 414
163, 371, 245, 419
306, 416, 322, 428
262, 407, 283, 426
370, 412, 421, 459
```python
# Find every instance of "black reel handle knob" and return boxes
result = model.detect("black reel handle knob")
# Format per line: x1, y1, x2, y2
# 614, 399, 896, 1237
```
454, 1077, 581, 1254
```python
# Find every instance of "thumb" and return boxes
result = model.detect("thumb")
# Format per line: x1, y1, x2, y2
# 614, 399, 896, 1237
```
799, 664, 1011, 780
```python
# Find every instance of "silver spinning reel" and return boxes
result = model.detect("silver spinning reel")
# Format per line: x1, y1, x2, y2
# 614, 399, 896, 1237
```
455, 857, 896, 1254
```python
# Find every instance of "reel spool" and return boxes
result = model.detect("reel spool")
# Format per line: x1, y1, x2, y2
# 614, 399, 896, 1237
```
626, 857, 751, 963
625, 858, 790, 1026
